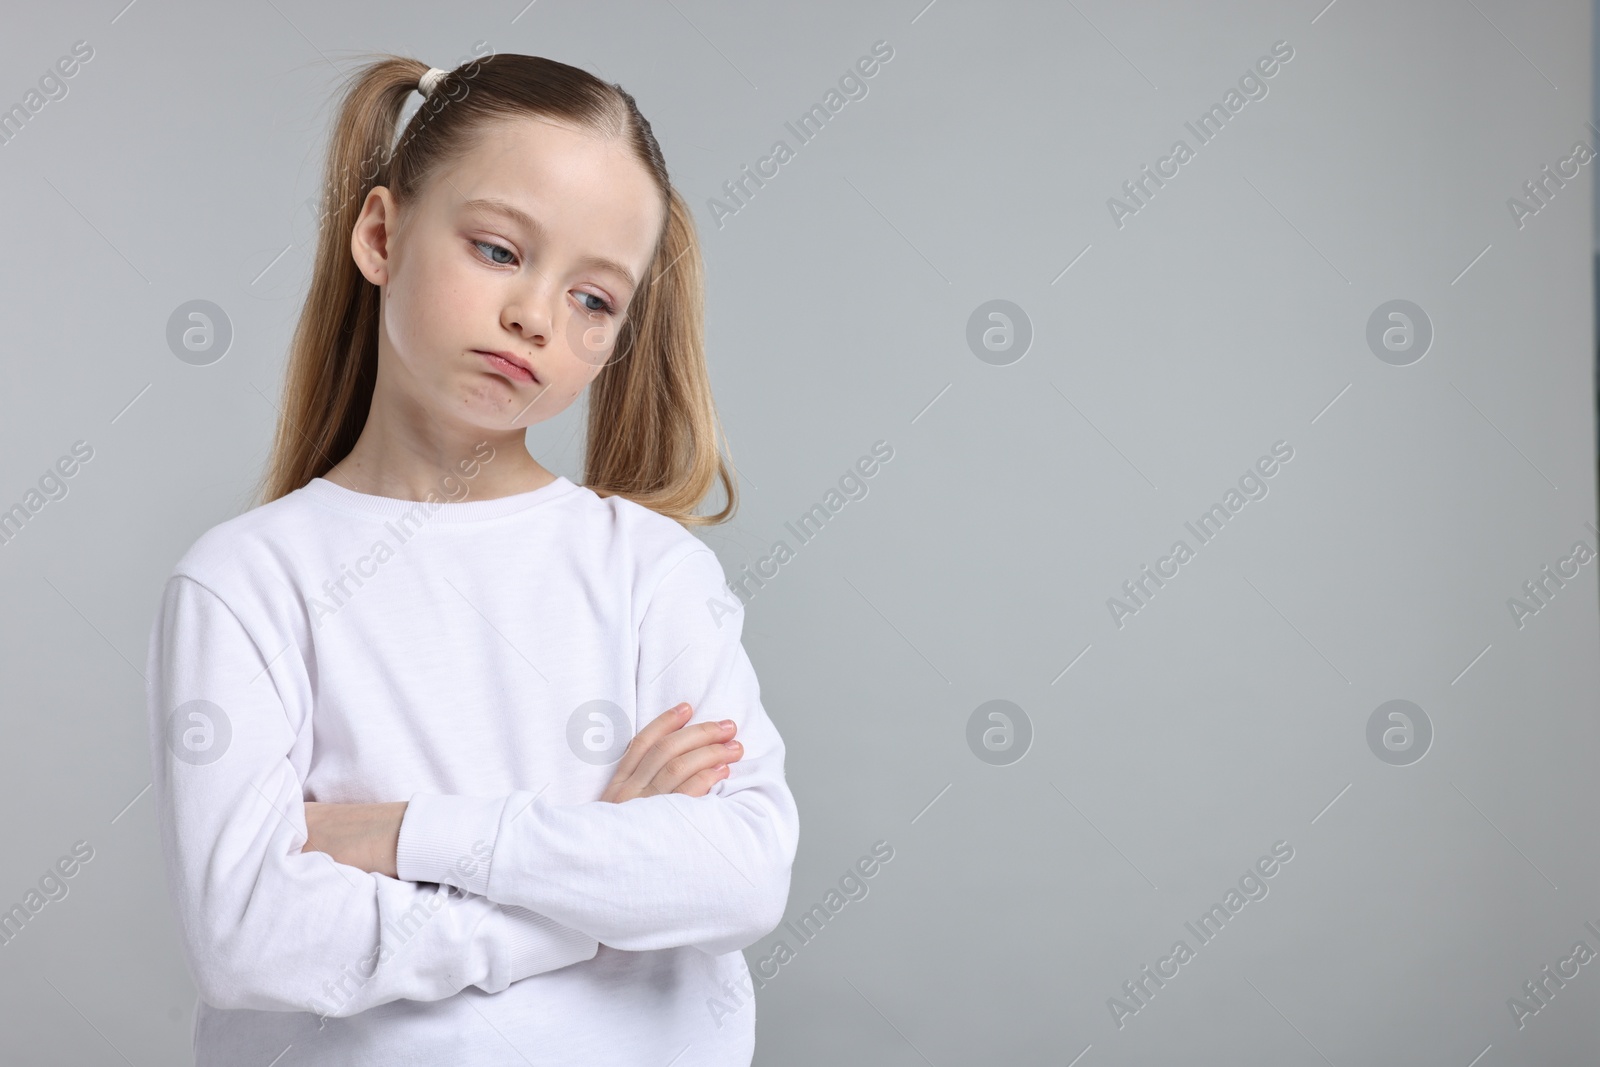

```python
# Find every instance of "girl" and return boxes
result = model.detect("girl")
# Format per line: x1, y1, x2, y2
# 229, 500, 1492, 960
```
145, 52, 798, 1066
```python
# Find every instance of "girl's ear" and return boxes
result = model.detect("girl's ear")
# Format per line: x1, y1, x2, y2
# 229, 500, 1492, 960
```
350, 186, 398, 286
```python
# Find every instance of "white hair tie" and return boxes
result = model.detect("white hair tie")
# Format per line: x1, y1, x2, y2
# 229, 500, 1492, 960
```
417, 67, 448, 100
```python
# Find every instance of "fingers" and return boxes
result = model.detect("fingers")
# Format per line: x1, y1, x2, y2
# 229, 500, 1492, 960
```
649, 733, 743, 798
631, 719, 739, 791
611, 703, 693, 782
600, 704, 744, 803
677, 761, 732, 798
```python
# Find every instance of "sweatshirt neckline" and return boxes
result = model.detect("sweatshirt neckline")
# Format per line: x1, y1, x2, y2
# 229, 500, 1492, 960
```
299, 474, 579, 523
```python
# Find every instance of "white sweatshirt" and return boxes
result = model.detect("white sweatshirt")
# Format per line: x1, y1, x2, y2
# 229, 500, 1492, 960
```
144, 468, 799, 1066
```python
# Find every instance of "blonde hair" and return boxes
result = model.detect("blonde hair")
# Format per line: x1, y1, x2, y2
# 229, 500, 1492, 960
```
254, 52, 736, 526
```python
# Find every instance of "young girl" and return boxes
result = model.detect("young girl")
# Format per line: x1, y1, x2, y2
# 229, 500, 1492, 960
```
145, 52, 798, 1066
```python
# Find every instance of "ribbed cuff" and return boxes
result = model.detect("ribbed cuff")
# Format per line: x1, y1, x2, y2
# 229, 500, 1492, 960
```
499, 908, 601, 977
395, 793, 506, 895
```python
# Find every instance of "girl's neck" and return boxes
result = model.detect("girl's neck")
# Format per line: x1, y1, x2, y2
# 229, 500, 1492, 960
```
323, 447, 557, 503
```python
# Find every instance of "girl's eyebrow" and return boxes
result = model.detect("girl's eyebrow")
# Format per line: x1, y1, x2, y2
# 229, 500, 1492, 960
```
461, 197, 640, 292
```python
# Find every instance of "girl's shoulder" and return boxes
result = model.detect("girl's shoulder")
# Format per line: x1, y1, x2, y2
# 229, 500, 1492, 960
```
150, 488, 324, 648
165, 486, 318, 586
567, 482, 718, 588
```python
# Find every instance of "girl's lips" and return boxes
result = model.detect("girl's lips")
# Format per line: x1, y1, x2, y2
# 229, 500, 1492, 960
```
476, 350, 535, 383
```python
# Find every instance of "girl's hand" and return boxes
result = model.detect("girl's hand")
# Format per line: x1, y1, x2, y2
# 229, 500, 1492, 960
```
301, 801, 407, 878
600, 703, 742, 804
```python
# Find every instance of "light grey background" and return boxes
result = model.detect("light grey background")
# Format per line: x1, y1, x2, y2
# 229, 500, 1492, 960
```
1, 1, 1597, 1064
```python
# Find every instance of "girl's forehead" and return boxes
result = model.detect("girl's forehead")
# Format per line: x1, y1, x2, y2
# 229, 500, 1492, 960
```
420, 120, 664, 272
459, 116, 628, 175
437, 120, 655, 212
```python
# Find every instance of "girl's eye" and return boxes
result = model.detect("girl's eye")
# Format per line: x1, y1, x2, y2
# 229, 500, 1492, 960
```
576, 292, 616, 315
473, 239, 616, 315
472, 239, 516, 266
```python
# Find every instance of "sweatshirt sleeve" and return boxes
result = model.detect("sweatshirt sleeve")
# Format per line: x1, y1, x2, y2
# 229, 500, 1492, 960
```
146, 574, 599, 1018
395, 545, 800, 957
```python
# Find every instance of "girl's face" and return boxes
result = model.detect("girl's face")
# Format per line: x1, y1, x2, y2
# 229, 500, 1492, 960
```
352, 114, 665, 434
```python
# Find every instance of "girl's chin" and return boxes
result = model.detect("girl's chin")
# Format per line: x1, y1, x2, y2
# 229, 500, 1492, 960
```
451, 378, 566, 428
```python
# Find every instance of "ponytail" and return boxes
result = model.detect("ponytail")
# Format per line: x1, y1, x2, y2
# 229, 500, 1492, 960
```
583, 187, 735, 525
